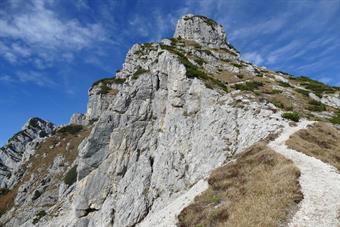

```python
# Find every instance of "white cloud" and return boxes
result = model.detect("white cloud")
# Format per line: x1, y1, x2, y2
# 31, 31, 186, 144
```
0, 71, 56, 87
242, 52, 263, 65
0, 0, 106, 65
0, 75, 14, 83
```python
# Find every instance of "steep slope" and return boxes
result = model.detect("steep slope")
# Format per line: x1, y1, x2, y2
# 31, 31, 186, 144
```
0, 118, 55, 189
0, 14, 339, 227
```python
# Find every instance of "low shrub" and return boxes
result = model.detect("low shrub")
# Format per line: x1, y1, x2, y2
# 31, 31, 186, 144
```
58, 125, 83, 135
295, 88, 309, 96
330, 112, 340, 124
132, 67, 149, 80
282, 112, 300, 122
271, 100, 285, 109
293, 76, 335, 97
91, 77, 125, 94
232, 81, 263, 91
278, 81, 292, 88
308, 100, 326, 112
64, 165, 78, 186
32, 210, 47, 224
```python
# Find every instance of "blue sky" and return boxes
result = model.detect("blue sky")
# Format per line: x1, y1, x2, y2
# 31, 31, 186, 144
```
0, 0, 339, 145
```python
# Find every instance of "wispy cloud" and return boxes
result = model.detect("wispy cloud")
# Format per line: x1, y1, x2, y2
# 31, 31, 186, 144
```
0, 0, 106, 66
0, 71, 56, 87
242, 52, 264, 65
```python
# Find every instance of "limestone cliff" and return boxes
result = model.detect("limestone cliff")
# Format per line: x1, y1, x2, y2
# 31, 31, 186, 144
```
0, 14, 339, 227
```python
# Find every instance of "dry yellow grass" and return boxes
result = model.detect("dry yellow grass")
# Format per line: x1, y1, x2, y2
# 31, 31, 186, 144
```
178, 143, 302, 227
286, 122, 340, 171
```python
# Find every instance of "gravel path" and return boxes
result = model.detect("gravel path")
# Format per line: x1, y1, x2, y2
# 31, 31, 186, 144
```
269, 120, 340, 227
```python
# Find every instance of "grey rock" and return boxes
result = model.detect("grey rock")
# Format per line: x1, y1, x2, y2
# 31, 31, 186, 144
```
0, 117, 55, 189
70, 113, 88, 126
0, 15, 296, 227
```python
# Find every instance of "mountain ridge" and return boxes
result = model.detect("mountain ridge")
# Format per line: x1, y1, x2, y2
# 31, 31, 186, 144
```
0, 14, 339, 227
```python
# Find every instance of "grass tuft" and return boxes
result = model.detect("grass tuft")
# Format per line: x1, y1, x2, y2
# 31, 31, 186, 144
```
282, 112, 300, 122
232, 81, 263, 91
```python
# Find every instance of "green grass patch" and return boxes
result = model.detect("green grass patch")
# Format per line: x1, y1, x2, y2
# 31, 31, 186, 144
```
232, 81, 264, 91
308, 100, 326, 112
330, 112, 340, 124
58, 125, 83, 135
32, 210, 47, 224
64, 165, 78, 186
91, 77, 125, 94
278, 81, 292, 88
292, 76, 335, 97
132, 67, 149, 80
295, 88, 309, 97
231, 62, 243, 68
282, 112, 300, 122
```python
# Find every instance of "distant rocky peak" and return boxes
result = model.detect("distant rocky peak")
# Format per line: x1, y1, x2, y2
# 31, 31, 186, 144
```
174, 14, 228, 48
22, 117, 53, 131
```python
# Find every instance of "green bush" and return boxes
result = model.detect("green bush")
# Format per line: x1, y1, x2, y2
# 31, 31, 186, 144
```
112, 78, 126, 84
295, 88, 309, 96
58, 125, 83, 135
271, 100, 284, 109
91, 77, 125, 94
282, 112, 300, 122
278, 81, 292, 88
232, 81, 263, 91
275, 71, 292, 76
64, 165, 78, 186
32, 210, 46, 224
132, 67, 149, 80
330, 112, 340, 124
292, 76, 335, 97
308, 100, 326, 112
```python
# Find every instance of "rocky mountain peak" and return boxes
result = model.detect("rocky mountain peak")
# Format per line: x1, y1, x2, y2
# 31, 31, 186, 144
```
22, 117, 54, 132
174, 14, 228, 48
0, 117, 55, 188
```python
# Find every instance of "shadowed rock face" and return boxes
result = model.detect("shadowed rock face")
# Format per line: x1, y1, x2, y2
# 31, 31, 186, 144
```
174, 14, 228, 48
0, 118, 55, 188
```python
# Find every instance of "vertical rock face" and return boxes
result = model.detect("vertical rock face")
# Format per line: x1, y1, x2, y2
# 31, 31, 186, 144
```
174, 14, 229, 49
0, 118, 55, 188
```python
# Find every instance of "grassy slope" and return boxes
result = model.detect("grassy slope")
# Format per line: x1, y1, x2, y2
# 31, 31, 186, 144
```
178, 143, 302, 227
286, 122, 340, 171
0, 126, 90, 219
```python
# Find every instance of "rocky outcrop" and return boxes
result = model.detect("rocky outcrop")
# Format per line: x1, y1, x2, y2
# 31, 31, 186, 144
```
175, 14, 226, 48
321, 93, 340, 108
70, 113, 88, 126
26, 15, 288, 227
0, 118, 55, 189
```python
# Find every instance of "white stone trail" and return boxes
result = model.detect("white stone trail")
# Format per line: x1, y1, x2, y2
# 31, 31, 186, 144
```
268, 120, 340, 227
